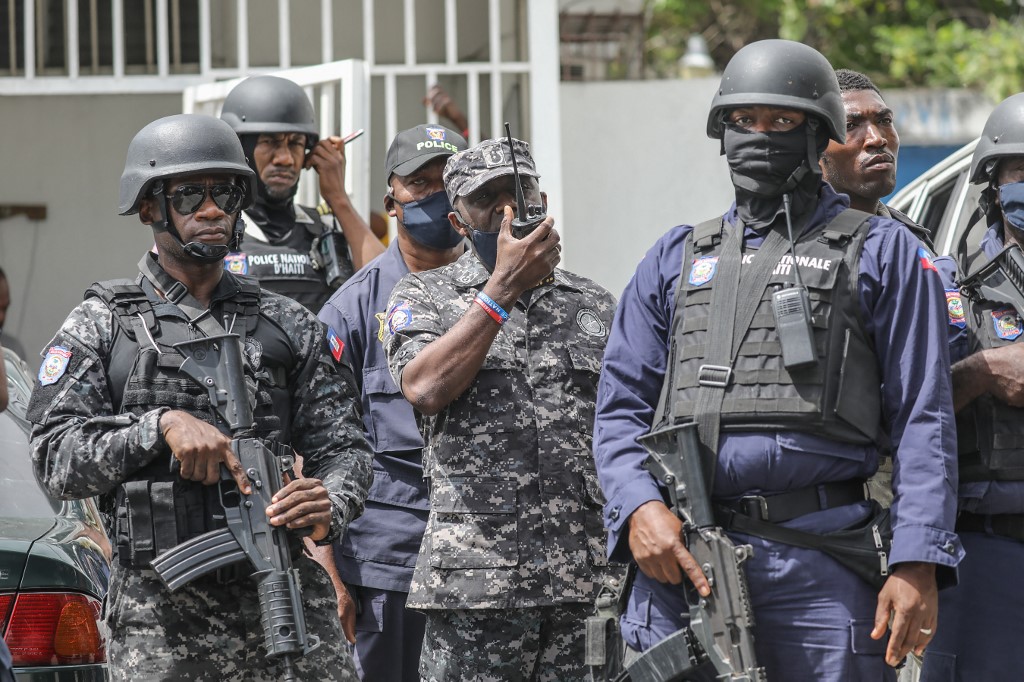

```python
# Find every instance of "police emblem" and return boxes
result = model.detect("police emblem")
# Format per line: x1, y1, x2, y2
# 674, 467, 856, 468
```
376, 312, 387, 343
426, 126, 446, 141
327, 326, 345, 362
689, 256, 719, 286
945, 290, 966, 329
992, 309, 1023, 340
387, 302, 414, 335
577, 309, 607, 338
224, 253, 248, 275
39, 346, 72, 386
484, 144, 506, 168
243, 337, 263, 370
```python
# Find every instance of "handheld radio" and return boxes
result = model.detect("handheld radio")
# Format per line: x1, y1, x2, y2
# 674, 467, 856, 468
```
503, 122, 546, 238
771, 194, 818, 370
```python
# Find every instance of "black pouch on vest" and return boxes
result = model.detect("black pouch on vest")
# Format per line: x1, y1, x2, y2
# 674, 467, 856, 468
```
718, 501, 892, 591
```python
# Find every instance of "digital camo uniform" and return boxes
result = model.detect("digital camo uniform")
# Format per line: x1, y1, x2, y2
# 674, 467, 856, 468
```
383, 249, 617, 681
28, 254, 372, 681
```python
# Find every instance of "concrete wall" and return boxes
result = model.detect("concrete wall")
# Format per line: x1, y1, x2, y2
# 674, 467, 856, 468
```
0, 94, 181, 358
558, 78, 733, 298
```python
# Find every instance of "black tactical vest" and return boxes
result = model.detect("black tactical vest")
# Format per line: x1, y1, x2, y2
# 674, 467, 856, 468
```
956, 242, 1024, 481
87, 274, 291, 567
664, 209, 882, 444
227, 206, 354, 312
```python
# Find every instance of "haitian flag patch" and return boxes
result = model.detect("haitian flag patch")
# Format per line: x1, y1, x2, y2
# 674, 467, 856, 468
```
327, 326, 345, 362
688, 256, 719, 286
39, 346, 72, 385
945, 290, 966, 329
992, 309, 1023, 340
918, 247, 938, 273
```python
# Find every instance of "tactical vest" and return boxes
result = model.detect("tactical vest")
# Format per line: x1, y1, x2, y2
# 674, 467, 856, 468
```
664, 209, 882, 444
87, 275, 290, 568
227, 206, 354, 312
956, 243, 1024, 481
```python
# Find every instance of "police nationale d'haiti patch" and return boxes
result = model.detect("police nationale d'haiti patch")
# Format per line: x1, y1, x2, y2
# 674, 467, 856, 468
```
38, 346, 72, 385
224, 253, 248, 275
992, 309, 1023, 340
426, 126, 447, 141
689, 256, 719, 286
945, 290, 966, 329
327, 326, 345, 362
387, 302, 414, 336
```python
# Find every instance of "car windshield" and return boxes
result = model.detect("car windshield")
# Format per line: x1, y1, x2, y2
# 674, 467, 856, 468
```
0, 410, 61, 517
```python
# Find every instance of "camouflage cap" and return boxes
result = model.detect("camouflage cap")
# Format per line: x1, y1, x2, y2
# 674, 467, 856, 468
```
443, 137, 540, 204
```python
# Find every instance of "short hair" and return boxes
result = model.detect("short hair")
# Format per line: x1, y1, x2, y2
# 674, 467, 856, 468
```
835, 68, 881, 97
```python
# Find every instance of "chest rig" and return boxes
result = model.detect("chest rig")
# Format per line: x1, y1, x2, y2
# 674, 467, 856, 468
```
660, 209, 882, 445
87, 264, 289, 568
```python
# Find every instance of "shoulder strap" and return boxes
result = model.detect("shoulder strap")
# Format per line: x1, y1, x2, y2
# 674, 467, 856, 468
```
819, 207, 873, 245
693, 216, 726, 252
84, 278, 159, 346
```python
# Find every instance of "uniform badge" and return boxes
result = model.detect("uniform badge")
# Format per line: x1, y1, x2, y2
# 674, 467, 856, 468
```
224, 253, 248, 275
426, 126, 447, 141
688, 256, 719, 286
375, 312, 387, 343
39, 346, 72, 386
483, 144, 506, 168
918, 247, 938, 273
243, 337, 263, 370
992, 309, 1023, 340
326, 326, 345, 362
945, 290, 966, 329
387, 302, 414, 335
576, 309, 607, 338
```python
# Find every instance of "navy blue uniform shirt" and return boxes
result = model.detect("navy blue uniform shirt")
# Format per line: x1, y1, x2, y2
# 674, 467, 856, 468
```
594, 184, 962, 572
319, 241, 430, 592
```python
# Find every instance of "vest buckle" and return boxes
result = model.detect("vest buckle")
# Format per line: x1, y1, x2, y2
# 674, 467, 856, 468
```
697, 364, 732, 388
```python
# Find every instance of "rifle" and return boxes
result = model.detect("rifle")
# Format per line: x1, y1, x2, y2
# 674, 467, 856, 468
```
620, 422, 764, 682
960, 243, 1024, 317
149, 333, 319, 682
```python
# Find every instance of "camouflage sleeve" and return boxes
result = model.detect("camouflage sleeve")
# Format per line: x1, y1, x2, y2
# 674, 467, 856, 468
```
382, 272, 447, 388
288, 314, 373, 532
27, 298, 169, 500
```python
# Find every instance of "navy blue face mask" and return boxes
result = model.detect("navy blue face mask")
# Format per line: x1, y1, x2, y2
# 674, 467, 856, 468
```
999, 181, 1024, 234
452, 211, 499, 272
392, 190, 465, 250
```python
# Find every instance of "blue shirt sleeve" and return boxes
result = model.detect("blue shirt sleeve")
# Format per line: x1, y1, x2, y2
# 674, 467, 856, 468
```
858, 222, 962, 570
319, 293, 362, 384
593, 226, 690, 561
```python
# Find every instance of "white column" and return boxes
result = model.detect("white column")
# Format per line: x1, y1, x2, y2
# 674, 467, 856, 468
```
156, 0, 169, 77
526, 0, 563, 252
66, 0, 79, 78
277, 0, 290, 68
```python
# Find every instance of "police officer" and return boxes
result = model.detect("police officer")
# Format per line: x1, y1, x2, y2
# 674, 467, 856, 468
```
27, 114, 373, 681
318, 124, 468, 681
592, 40, 961, 680
383, 137, 616, 681
820, 68, 933, 249
921, 92, 1024, 680
220, 75, 385, 311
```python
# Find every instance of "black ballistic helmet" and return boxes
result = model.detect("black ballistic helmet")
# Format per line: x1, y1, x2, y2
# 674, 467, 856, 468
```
119, 114, 256, 216
220, 75, 320, 151
969, 92, 1024, 185
707, 39, 846, 144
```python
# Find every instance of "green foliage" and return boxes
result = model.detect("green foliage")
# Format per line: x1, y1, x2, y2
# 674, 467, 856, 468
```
648, 0, 1024, 100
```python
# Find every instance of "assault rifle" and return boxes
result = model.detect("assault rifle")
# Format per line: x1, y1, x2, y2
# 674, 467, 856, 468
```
150, 333, 319, 682
622, 422, 765, 682
960, 243, 1024, 318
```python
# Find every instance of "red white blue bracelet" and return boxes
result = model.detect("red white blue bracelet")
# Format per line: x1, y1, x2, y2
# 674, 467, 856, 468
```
475, 292, 509, 325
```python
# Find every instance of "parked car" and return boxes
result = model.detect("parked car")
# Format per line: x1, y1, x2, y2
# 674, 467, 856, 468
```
888, 139, 983, 258
2, 348, 111, 681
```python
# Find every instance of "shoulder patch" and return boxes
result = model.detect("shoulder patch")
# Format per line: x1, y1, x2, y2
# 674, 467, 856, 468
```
326, 326, 345, 362
945, 290, 966, 329
918, 247, 938, 273
689, 256, 718, 286
576, 309, 608, 338
224, 252, 248, 275
38, 346, 72, 385
992, 309, 1023, 340
387, 301, 413, 335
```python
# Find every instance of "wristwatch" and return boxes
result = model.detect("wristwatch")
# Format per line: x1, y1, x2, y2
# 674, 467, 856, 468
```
314, 503, 345, 546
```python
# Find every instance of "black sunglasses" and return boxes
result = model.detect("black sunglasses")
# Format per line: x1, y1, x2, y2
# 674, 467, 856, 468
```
165, 183, 245, 215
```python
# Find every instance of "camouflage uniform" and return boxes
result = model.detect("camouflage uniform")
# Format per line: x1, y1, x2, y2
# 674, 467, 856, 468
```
29, 254, 371, 681
384, 251, 617, 681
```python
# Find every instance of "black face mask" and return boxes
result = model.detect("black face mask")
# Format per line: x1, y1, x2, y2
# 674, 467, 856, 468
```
723, 123, 826, 229
392, 191, 465, 250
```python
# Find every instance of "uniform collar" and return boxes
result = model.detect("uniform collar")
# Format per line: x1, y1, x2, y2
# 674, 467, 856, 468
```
241, 205, 314, 243
387, 240, 412, 277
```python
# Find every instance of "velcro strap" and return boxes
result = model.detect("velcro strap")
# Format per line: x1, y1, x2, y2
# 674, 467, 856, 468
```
720, 479, 866, 524
957, 512, 1024, 542
150, 482, 179, 555
124, 480, 155, 562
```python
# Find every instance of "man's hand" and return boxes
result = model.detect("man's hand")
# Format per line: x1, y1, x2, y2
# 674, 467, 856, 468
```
160, 409, 250, 493
871, 561, 938, 667
266, 477, 334, 541
336, 583, 358, 644
981, 344, 1024, 406
627, 500, 710, 596
306, 137, 350, 206
423, 84, 468, 132
488, 206, 561, 300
